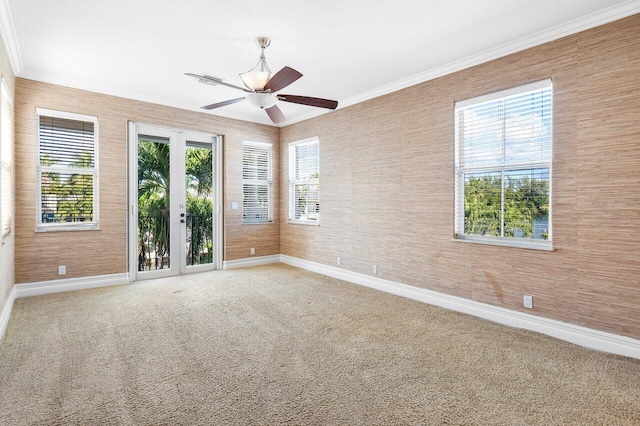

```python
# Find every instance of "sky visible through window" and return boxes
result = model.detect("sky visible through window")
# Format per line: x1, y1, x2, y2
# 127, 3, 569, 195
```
461, 88, 552, 168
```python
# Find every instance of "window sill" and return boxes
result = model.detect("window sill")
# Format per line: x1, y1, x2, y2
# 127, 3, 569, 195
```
36, 223, 100, 233
452, 235, 554, 251
288, 220, 320, 226
242, 221, 274, 225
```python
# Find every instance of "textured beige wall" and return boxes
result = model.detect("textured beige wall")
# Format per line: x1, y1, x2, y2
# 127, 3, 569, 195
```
15, 79, 280, 283
280, 15, 640, 339
0, 33, 15, 316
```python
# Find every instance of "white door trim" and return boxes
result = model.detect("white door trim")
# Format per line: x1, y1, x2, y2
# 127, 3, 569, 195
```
127, 123, 223, 282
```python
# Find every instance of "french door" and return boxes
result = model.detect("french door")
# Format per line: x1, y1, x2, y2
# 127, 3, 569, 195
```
128, 123, 222, 281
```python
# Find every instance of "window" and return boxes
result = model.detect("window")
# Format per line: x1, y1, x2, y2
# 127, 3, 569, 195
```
242, 140, 273, 224
36, 108, 98, 231
288, 137, 319, 224
1, 78, 13, 239
454, 79, 552, 248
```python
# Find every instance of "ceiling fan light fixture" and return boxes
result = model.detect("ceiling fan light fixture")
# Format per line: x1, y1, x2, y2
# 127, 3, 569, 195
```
189, 36, 338, 124
246, 92, 277, 109
240, 69, 271, 91
240, 36, 272, 90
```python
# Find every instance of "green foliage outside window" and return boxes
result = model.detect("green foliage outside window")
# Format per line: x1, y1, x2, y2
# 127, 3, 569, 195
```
464, 173, 549, 240
40, 151, 94, 223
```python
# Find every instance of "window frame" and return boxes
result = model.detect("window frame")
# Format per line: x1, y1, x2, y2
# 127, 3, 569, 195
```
288, 137, 320, 226
35, 108, 100, 232
1, 78, 13, 241
454, 79, 553, 250
242, 140, 273, 224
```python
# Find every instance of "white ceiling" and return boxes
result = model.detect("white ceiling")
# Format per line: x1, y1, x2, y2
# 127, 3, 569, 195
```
3, 0, 640, 126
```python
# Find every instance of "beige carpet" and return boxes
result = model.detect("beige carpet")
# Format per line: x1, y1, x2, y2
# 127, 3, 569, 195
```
1, 264, 639, 425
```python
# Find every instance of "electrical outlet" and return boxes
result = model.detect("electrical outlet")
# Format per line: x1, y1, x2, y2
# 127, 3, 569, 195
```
523, 294, 533, 309
231, 202, 238, 210
372, 264, 377, 274
336, 257, 341, 266
58, 265, 66, 275
250, 248, 255, 255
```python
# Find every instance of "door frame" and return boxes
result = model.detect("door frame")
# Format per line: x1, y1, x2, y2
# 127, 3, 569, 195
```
127, 122, 223, 282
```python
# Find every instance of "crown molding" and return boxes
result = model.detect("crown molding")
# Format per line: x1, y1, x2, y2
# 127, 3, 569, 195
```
283, 0, 640, 127
0, 0, 23, 75
7, 1, 640, 127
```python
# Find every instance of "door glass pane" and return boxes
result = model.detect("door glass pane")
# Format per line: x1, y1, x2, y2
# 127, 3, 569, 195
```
137, 135, 171, 271
185, 142, 213, 266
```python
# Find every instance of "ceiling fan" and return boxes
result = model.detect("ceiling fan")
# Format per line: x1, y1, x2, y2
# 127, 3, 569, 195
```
186, 37, 338, 124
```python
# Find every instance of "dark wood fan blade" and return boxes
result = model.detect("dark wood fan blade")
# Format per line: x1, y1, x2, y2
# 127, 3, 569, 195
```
264, 66, 303, 92
277, 94, 338, 110
265, 105, 286, 124
201, 97, 245, 110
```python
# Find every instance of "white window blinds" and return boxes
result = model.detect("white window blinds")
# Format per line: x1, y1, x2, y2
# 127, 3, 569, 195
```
1, 79, 12, 237
37, 109, 98, 229
288, 138, 319, 223
454, 80, 552, 246
242, 141, 273, 224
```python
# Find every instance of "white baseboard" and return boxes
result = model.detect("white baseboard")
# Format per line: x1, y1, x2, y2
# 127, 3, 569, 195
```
280, 255, 640, 360
223, 255, 281, 270
0, 285, 16, 343
14, 273, 130, 299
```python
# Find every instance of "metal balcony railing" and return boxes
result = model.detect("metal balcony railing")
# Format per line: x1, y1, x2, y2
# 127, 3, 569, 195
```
138, 214, 212, 271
